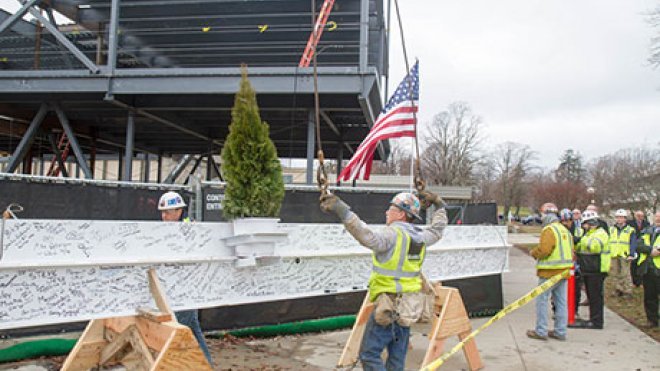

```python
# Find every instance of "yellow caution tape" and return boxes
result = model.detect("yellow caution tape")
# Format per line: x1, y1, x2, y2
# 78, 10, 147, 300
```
420, 269, 570, 371
258, 24, 268, 33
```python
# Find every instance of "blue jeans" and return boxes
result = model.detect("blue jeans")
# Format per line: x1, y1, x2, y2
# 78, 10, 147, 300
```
175, 310, 213, 365
535, 277, 568, 337
359, 313, 410, 371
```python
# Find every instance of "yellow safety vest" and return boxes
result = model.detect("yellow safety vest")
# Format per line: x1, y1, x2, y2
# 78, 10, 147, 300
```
576, 227, 611, 273
573, 221, 584, 239
537, 222, 574, 270
608, 225, 634, 257
638, 230, 660, 269
368, 227, 425, 302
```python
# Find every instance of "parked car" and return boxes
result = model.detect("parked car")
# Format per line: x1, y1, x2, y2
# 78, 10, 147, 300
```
521, 214, 542, 225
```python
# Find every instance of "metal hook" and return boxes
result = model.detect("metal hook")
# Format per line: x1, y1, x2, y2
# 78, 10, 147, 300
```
316, 150, 329, 195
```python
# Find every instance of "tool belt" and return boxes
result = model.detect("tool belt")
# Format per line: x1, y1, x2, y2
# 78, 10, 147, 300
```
374, 292, 426, 327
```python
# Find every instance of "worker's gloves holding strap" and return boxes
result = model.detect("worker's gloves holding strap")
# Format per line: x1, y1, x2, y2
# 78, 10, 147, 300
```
417, 190, 445, 209
320, 193, 351, 220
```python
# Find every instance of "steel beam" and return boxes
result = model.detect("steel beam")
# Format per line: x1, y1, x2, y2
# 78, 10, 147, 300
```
184, 155, 203, 184
123, 111, 135, 181
5, 103, 47, 173
164, 154, 193, 184
0, 0, 41, 35
52, 104, 93, 179
23, 3, 99, 73
45, 7, 73, 69
306, 110, 315, 185
108, 100, 222, 146
143, 153, 150, 182
47, 132, 69, 177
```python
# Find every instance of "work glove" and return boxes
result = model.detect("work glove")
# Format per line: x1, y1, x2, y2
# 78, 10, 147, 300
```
417, 190, 445, 209
319, 193, 351, 220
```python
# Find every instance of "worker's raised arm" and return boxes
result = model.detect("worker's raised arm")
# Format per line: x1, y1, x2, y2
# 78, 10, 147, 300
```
417, 189, 448, 246
320, 193, 396, 253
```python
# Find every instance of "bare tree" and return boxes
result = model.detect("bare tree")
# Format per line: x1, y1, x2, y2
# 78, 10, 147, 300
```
371, 141, 412, 175
649, 5, 660, 68
588, 145, 660, 213
490, 142, 537, 222
421, 102, 484, 186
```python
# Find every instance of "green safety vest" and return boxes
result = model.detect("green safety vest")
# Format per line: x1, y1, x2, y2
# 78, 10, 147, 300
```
638, 230, 660, 269
576, 227, 611, 273
608, 225, 634, 258
368, 227, 425, 302
537, 222, 574, 270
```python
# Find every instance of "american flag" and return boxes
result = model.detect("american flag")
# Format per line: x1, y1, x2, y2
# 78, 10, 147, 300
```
338, 61, 419, 181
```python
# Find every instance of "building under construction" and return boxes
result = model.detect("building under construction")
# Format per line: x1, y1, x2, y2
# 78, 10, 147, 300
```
0, 0, 389, 183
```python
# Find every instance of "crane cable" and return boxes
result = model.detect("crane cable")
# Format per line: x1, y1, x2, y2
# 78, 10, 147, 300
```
393, 0, 425, 192
311, 0, 329, 196
313, 0, 425, 195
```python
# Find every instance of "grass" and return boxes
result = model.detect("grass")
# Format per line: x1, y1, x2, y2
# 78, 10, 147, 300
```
605, 278, 660, 342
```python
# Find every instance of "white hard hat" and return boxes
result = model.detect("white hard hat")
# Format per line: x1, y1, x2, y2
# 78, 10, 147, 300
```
614, 209, 627, 217
158, 191, 187, 211
390, 192, 422, 221
540, 203, 559, 214
581, 210, 599, 223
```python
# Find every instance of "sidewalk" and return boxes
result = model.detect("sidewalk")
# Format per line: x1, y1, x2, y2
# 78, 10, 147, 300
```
244, 242, 659, 370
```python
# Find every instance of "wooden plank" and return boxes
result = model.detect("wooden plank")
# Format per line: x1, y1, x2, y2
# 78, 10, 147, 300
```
135, 317, 177, 352
152, 327, 212, 370
100, 324, 138, 365
337, 291, 374, 367
148, 268, 174, 315
61, 319, 106, 371
127, 325, 155, 370
138, 307, 173, 323
459, 331, 484, 371
105, 316, 138, 335
422, 288, 452, 366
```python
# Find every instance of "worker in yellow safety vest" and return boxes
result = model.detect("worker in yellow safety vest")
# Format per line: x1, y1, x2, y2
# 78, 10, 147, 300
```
608, 209, 636, 297
320, 190, 447, 370
526, 203, 573, 341
636, 211, 660, 328
569, 210, 610, 330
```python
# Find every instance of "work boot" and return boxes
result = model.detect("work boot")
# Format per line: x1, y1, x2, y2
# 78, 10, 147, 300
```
548, 330, 566, 341
526, 330, 547, 340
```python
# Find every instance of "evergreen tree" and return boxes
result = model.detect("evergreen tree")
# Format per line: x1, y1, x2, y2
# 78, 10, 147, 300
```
221, 66, 285, 219
556, 149, 585, 182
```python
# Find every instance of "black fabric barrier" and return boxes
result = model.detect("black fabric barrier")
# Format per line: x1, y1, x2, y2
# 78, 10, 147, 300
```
0, 179, 190, 220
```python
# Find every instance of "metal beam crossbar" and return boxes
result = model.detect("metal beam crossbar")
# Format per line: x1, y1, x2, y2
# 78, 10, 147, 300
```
5, 103, 48, 173
0, 0, 41, 35
52, 103, 93, 179
17, 0, 100, 73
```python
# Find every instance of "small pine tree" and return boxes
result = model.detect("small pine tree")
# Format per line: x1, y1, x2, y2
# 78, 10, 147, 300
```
221, 65, 285, 219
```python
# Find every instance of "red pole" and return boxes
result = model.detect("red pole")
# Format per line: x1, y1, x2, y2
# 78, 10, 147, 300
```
567, 265, 575, 325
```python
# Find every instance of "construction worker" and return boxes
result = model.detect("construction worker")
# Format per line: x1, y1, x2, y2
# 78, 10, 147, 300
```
320, 190, 447, 370
608, 209, 636, 297
527, 203, 573, 341
569, 210, 610, 329
158, 191, 213, 364
635, 211, 660, 328
571, 209, 584, 244
629, 210, 650, 286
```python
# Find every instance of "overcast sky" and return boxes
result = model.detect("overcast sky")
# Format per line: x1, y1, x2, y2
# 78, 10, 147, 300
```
1, 0, 658, 169
389, 0, 660, 168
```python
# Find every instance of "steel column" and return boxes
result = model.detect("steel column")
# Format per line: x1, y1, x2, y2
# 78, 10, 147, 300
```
123, 111, 135, 181
306, 110, 315, 185
6, 103, 48, 173
107, 0, 120, 73
143, 153, 150, 182
359, 0, 369, 73
53, 104, 93, 179
157, 152, 163, 183
337, 140, 344, 186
